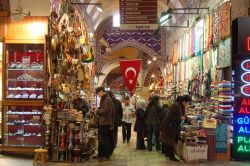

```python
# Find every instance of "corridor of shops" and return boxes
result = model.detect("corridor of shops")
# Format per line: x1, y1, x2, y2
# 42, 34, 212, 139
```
1, 0, 250, 165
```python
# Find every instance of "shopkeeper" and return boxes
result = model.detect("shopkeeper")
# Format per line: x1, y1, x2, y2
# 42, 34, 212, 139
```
73, 90, 89, 117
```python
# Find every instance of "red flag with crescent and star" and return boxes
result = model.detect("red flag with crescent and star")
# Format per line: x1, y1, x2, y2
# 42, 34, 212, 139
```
120, 59, 142, 96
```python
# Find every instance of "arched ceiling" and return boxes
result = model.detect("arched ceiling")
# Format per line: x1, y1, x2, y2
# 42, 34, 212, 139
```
79, 0, 191, 31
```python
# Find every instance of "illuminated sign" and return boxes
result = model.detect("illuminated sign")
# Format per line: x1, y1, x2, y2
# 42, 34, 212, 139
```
247, 37, 250, 51
232, 17, 250, 160
241, 60, 250, 72
241, 72, 250, 83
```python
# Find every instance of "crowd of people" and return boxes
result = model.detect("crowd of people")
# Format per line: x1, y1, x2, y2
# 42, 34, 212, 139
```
93, 86, 192, 162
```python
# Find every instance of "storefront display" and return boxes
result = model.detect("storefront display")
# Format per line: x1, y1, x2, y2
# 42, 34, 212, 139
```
1, 16, 48, 152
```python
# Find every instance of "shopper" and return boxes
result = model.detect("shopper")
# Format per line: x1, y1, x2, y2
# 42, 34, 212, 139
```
122, 96, 135, 143
107, 91, 123, 150
160, 95, 191, 161
73, 90, 89, 116
95, 87, 115, 160
145, 95, 162, 151
134, 99, 147, 150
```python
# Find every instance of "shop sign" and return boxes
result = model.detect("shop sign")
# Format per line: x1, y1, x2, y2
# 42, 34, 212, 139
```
232, 17, 250, 160
119, 0, 158, 30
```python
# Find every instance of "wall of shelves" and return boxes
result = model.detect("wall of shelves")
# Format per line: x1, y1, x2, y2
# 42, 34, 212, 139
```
1, 16, 48, 152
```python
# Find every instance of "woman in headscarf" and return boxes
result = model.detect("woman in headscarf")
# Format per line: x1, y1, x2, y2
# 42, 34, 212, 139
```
160, 95, 192, 161
134, 99, 147, 150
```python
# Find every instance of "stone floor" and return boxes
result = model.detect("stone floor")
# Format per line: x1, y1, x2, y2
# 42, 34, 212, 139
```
0, 127, 250, 166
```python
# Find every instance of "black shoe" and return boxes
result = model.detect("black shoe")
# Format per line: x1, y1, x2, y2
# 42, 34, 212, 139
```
148, 148, 152, 151
169, 157, 180, 162
93, 155, 101, 159
127, 140, 130, 143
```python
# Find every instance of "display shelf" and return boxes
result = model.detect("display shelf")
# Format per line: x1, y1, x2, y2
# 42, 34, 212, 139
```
6, 112, 42, 115
8, 69, 43, 71
2, 105, 43, 148
8, 79, 43, 82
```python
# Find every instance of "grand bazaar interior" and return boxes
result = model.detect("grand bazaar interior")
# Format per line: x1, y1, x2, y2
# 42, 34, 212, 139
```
1, 0, 250, 166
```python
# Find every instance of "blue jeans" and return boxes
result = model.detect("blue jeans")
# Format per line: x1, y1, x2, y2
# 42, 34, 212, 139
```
147, 124, 161, 151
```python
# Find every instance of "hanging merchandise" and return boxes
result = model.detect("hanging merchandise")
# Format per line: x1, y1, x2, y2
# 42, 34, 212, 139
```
172, 42, 178, 65
185, 32, 189, 59
195, 19, 204, 56
204, 13, 213, 50
191, 28, 195, 56
218, 38, 231, 68
213, 5, 220, 45
218, 1, 231, 39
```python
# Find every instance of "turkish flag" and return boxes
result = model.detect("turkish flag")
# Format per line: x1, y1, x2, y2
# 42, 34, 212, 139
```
120, 59, 142, 96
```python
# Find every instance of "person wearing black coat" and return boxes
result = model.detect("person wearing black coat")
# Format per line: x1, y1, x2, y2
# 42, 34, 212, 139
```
107, 91, 123, 149
145, 95, 163, 151
134, 99, 147, 150
160, 95, 191, 161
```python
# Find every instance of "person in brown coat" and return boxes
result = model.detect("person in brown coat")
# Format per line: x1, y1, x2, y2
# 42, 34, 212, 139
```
95, 87, 115, 160
160, 95, 191, 161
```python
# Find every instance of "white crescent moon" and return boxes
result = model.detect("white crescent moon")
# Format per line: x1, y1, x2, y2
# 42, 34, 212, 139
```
125, 67, 136, 78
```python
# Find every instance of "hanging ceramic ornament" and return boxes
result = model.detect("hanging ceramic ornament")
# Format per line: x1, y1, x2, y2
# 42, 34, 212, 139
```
58, 14, 69, 33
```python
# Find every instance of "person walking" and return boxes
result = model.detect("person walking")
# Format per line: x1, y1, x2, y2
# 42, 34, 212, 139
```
145, 95, 162, 151
95, 87, 115, 160
160, 95, 191, 161
122, 96, 135, 143
134, 99, 147, 150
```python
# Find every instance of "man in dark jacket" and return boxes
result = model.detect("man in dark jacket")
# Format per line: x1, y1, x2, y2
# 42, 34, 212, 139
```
145, 95, 162, 151
107, 91, 123, 149
95, 87, 115, 160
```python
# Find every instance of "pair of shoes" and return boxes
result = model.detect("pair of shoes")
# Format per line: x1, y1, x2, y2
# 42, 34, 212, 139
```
127, 140, 130, 143
169, 157, 180, 162
93, 155, 102, 159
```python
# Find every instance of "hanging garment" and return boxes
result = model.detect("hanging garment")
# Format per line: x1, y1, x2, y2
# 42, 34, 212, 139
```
195, 19, 204, 56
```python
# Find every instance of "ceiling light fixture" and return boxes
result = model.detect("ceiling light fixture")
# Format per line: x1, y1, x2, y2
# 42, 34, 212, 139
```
153, 56, 157, 61
147, 60, 152, 64
71, 2, 103, 12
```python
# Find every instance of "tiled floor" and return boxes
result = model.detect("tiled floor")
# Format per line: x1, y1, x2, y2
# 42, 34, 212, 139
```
0, 127, 250, 166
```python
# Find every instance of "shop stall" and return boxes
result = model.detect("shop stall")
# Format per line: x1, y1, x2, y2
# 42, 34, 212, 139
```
167, 0, 232, 162
1, 16, 48, 153
43, 0, 97, 162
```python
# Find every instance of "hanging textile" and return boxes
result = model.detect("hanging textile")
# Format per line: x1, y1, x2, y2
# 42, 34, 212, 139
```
218, 38, 231, 68
213, 6, 220, 44
203, 52, 209, 71
204, 13, 213, 50
191, 28, 195, 56
212, 48, 218, 68
172, 42, 178, 65
185, 32, 189, 59
218, 1, 231, 39
195, 19, 204, 56
188, 30, 192, 58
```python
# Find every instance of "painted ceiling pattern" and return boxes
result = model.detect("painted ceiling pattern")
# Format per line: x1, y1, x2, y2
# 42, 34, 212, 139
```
101, 24, 161, 56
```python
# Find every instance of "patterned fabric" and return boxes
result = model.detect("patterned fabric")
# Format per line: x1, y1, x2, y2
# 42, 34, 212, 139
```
213, 6, 220, 44
218, 38, 231, 68
218, 2, 231, 39
204, 13, 213, 50
195, 19, 204, 56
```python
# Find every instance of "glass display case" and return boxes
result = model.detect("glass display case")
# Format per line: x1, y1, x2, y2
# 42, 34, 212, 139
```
3, 105, 43, 147
5, 44, 44, 100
